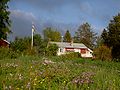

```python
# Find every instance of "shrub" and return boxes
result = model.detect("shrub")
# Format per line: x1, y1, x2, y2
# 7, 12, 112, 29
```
93, 45, 112, 61
23, 47, 38, 56
0, 47, 19, 59
46, 44, 58, 56
60, 52, 81, 59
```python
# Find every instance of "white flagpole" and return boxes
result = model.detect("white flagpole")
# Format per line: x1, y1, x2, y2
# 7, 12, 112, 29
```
31, 23, 34, 49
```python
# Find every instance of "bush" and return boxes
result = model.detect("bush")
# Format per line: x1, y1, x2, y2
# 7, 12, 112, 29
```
93, 45, 112, 61
60, 52, 81, 59
45, 44, 58, 56
23, 47, 38, 56
0, 47, 20, 59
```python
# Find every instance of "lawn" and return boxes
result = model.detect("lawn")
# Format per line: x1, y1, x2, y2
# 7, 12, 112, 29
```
0, 56, 120, 90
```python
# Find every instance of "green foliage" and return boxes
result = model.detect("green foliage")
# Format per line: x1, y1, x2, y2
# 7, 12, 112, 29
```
101, 29, 109, 46
102, 13, 120, 60
94, 45, 112, 61
0, 0, 11, 39
10, 37, 31, 52
43, 27, 61, 42
33, 34, 42, 47
46, 44, 58, 56
60, 52, 81, 59
63, 30, 72, 42
0, 47, 19, 59
74, 22, 97, 49
10, 34, 48, 56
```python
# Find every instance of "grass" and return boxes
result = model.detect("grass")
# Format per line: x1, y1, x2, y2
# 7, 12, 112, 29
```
0, 55, 120, 90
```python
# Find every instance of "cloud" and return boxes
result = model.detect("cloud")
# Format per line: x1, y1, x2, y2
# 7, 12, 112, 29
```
9, 10, 38, 40
9, 9, 76, 40
10, 10, 36, 22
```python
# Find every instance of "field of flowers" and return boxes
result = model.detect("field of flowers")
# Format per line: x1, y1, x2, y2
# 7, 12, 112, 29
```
0, 56, 120, 90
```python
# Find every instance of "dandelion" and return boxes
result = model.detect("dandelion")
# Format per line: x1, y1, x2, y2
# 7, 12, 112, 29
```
33, 83, 36, 86
63, 81, 66, 83
42, 79, 45, 82
40, 81, 43, 84
34, 77, 37, 81
10, 73, 13, 77
16, 87, 20, 90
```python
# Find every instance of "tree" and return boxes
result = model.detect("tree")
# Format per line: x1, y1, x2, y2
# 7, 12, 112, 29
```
101, 29, 109, 46
102, 13, 120, 60
43, 27, 61, 42
33, 34, 47, 55
0, 0, 11, 39
46, 44, 58, 56
63, 30, 72, 42
94, 45, 111, 61
74, 22, 97, 49
11, 37, 31, 52
33, 34, 42, 47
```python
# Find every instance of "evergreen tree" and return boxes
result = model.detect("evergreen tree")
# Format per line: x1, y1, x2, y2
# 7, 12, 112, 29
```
101, 29, 109, 46
0, 0, 11, 39
74, 22, 97, 49
63, 30, 72, 42
103, 13, 120, 60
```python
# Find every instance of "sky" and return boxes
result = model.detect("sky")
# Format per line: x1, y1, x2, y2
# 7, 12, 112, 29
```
8, 0, 120, 40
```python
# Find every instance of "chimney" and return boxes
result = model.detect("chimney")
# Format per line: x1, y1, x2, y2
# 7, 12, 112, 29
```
70, 38, 73, 46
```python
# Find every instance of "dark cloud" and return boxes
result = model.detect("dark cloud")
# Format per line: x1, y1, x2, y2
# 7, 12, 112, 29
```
9, 10, 77, 40
9, 10, 37, 40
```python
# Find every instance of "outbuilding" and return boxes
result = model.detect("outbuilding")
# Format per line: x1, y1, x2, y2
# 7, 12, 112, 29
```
0, 39, 10, 47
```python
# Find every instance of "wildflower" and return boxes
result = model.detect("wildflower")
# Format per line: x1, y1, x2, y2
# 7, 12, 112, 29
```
40, 81, 43, 84
9, 86, 12, 89
42, 79, 45, 82
10, 73, 13, 77
34, 77, 37, 81
5, 86, 8, 89
16, 87, 20, 90
26, 82, 31, 88
33, 83, 36, 86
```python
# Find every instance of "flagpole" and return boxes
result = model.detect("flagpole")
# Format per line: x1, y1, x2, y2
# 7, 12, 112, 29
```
31, 23, 34, 49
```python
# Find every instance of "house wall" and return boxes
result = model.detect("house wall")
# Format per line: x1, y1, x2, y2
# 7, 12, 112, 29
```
57, 48, 66, 56
0, 40, 9, 47
57, 47, 93, 58
81, 51, 93, 58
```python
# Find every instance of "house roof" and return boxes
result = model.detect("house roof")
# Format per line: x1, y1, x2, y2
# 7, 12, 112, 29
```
50, 42, 88, 49
0, 39, 10, 44
50, 42, 93, 52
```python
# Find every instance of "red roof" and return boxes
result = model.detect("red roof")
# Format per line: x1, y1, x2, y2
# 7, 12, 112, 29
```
0, 39, 10, 47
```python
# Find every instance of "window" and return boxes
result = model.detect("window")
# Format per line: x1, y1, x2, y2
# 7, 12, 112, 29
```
81, 49, 86, 54
60, 48, 63, 52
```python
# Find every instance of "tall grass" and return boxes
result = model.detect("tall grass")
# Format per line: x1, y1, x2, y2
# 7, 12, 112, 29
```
0, 56, 120, 89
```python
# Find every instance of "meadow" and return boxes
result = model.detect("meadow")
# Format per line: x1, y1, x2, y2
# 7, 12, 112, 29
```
0, 56, 120, 90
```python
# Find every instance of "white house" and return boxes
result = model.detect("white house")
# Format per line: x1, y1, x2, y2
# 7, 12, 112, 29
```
50, 42, 93, 58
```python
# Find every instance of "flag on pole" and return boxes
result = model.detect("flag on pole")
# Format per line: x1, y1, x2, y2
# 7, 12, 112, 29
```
31, 22, 36, 48
32, 23, 36, 33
